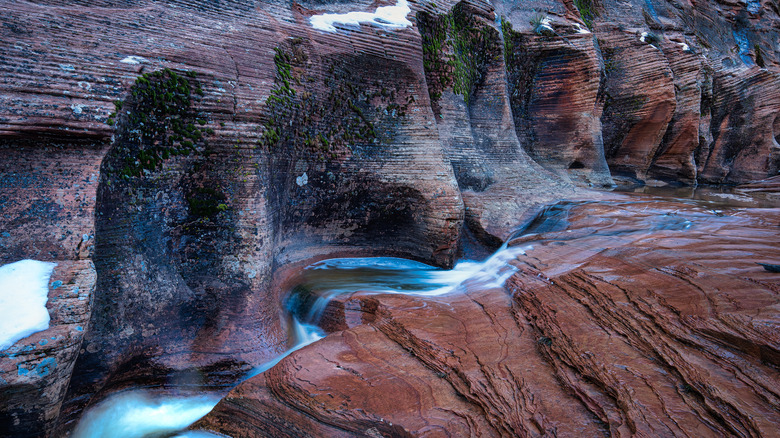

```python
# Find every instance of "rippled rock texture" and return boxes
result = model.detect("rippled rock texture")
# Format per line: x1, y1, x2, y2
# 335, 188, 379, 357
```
195, 196, 780, 437
1, 0, 779, 434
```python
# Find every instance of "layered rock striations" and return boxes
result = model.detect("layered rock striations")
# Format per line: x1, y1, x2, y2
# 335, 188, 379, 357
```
195, 195, 780, 437
0, 0, 778, 435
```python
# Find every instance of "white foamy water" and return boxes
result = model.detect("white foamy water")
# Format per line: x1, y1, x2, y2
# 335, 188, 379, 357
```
72, 243, 531, 436
0, 259, 56, 351
310, 0, 412, 32
294, 243, 531, 322
172, 432, 224, 438
71, 391, 220, 438
307, 244, 528, 295
247, 318, 324, 378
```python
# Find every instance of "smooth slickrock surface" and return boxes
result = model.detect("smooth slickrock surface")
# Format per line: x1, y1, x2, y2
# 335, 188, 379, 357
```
1, 0, 779, 434
195, 195, 780, 437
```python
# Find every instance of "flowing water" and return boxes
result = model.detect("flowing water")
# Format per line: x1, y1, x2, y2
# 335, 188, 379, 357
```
285, 244, 531, 324
71, 391, 222, 438
71, 244, 532, 438
71, 187, 778, 437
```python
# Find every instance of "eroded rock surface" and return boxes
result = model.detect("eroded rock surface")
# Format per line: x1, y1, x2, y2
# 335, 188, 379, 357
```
1, 0, 779, 434
195, 196, 780, 437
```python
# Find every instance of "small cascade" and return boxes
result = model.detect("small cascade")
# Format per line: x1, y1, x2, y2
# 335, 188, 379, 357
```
286, 243, 533, 326
65, 192, 777, 437
71, 391, 220, 438
246, 318, 325, 378
72, 213, 542, 438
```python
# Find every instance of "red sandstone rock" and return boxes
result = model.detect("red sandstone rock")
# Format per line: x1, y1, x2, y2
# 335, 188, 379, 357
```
649, 41, 708, 184
195, 195, 780, 437
499, 10, 613, 187
596, 24, 677, 181
1, 0, 779, 434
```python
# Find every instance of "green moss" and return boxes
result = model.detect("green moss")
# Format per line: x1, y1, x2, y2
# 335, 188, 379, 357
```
573, 0, 597, 30
601, 45, 618, 75
501, 18, 514, 62
187, 186, 227, 218
501, 18, 520, 70
259, 40, 407, 161
449, 3, 499, 104
417, 2, 500, 111
107, 68, 212, 178
754, 44, 765, 68
419, 11, 451, 104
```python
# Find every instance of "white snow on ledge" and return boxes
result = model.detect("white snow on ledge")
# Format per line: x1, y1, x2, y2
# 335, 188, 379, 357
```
0, 260, 56, 351
310, 0, 412, 33
120, 56, 147, 65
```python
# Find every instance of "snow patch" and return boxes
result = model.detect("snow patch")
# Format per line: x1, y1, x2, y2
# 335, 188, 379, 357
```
678, 42, 690, 52
71, 103, 85, 115
296, 172, 308, 187
640, 31, 648, 42
0, 260, 56, 351
533, 16, 554, 34
310, 0, 412, 33
120, 56, 147, 65
573, 23, 590, 34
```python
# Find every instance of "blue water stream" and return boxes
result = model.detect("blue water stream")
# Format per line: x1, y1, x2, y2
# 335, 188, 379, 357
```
71, 189, 773, 437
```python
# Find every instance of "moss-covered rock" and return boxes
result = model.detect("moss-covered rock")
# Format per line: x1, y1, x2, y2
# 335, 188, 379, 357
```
106, 68, 211, 178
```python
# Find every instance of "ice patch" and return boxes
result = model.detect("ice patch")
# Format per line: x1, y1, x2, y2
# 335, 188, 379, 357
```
640, 31, 648, 42
539, 17, 553, 31
0, 260, 56, 351
679, 42, 690, 52
296, 172, 308, 187
72, 390, 220, 438
573, 23, 590, 34
310, 0, 412, 33
120, 56, 147, 65
71, 103, 85, 115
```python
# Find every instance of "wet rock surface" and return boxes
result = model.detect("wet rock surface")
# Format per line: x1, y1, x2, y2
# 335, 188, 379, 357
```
195, 195, 780, 437
0, 0, 779, 434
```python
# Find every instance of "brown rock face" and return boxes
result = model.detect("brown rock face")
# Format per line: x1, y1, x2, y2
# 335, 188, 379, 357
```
593, 0, 780, 184
597, 25, 677, 180
500, 10, 613, 187
1, 0, 779, 434
195, 195, 780, 437
416, 1, 576, 243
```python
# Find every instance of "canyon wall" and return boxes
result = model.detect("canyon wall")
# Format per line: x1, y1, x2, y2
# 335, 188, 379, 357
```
0, 0, 778, 435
